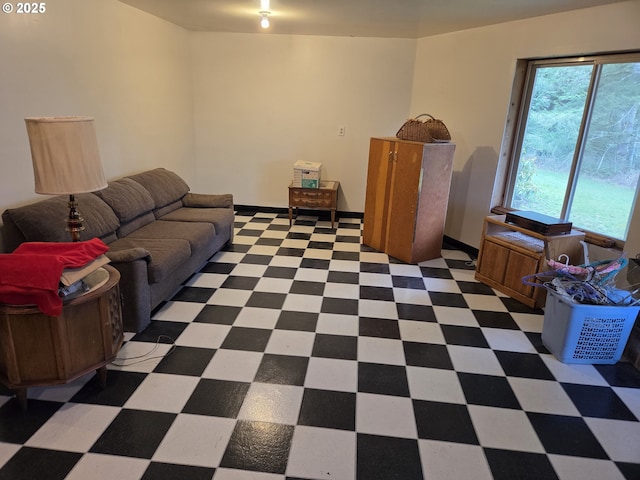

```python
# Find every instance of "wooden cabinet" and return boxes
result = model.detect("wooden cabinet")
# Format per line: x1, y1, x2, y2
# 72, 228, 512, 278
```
475, 215, 585, 308
0, 266, 123, 410
363, 137, 455, 263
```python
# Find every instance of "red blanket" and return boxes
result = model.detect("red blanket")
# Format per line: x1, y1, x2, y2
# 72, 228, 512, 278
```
0, 238, 109, 316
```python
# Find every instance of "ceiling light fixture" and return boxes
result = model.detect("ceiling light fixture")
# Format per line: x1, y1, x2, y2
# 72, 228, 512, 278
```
259, 0, 270, 29
260, 11, 270, 29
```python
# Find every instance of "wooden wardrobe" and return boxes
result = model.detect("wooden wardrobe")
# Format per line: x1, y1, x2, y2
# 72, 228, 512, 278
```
363, 137, 455, 263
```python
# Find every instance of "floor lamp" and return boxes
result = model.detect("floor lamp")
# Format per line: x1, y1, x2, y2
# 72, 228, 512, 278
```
25, 116, 108, 242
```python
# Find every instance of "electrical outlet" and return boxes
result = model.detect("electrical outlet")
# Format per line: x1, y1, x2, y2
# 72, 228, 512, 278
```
338, 126, 345, 136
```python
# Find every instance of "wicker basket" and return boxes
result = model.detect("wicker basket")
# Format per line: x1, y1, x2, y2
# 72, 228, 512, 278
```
396, 114, 451, 143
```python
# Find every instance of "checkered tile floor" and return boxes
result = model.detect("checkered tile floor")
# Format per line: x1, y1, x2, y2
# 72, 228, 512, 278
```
1, 212, 640, 480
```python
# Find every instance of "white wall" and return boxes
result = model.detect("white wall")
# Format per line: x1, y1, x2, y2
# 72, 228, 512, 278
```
0, 0, 194, 224
412, 0, 640, 249
190, 33, 416, 211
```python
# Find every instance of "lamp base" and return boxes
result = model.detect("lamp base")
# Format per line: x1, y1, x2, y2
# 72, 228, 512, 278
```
66, 194, 85, 242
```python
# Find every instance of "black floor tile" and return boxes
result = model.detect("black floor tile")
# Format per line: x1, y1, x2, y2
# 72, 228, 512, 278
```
254, 354, 309, 386
90, 409, 176, 459
0, 400, 62, 444
246, 292, 287, 309
182, 379, 250, 418
331, 251, 360, 261
141, 462, 215, 480
132, 321, 188, 343
0, 447, 81, 480
441, 325, 489, 348
221, 275, 260, 290
527, 412, 609, 459
392, 276, 426, 290
308, 241, 334, 250
457, 280, 496, 295
276, 247, 305, 257
360, 263, 390, 274
312, 334, 358, 360
429, 292, 469, 308
71, 371, 147, 407
397, 303, 437, 322
275, 311, 319, 331
327, 271, 359, 284
171, 286, 215, 303
220, 420, 294, 474
300, 258, 330, 270
240, 254, 272, 265
358, 362, 410, 397
420, 266, 454, 279
321, 297, 359, 315
359, 317, 401, 339
201, 262, 235, 274
220, 327, 272, 352
595, 363, 640, 388
494, 351, 555, 380
458, 372, 521, 409
413, 399, 479, 445
193, 304, 241, 325
360, 286, 394, 301
297, 389, 356, 430
264, 266, 298, 279
561, 383, 637, 420
403, 342, 454, 370
357, 434, 423, 480
473, 310, 520, 329
483, 448, 559, 480
153, 346, 215, 376
290, 280, 325, 296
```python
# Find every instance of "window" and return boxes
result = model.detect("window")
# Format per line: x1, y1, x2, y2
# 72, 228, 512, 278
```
505, 53, 640, 241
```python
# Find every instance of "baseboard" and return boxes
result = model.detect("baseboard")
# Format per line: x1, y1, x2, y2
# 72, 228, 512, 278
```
234, 205, 364, 220
443, 235, 478, 260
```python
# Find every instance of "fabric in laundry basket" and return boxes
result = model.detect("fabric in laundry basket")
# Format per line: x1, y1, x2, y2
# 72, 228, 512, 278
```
542, 289, 640, 364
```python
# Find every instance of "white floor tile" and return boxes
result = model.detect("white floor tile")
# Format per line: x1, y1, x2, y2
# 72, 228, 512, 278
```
303, 249, 333, 260
316, 313, 359, 336
463, 294, 509, 312
398, 320, 445, 344
185, 272, 227, 289
174, 323, 231, 348
540, 355, 609, 386
447, 345, 505, 376
613, 386, 640, 421
230, 263, 268, 277
282, 293, 324, 313
549, 455, 626, 480
109, 341, 174, 373
152, 301, 205, 322
585, 418, 640, 463
388, 264, 423, 277
233, 307, 281, 329
238, 383, 304, 425
323, 282, 360, 299
482, 328, 538, 353
267, 255, 302, 268
392, 288, 432, 305
293, 268, 329, 282
124, 373, 200, 413
328, 259, 360, 272
287, 426, 356, 480
265, 330, 315, 357
213, 468, 285, 480
511, 312, 545, 332
433, 306, 480, 326
254, 277, 294, 294
468, 405, 545, 452
359, 299, 398, 319
418, 440, 493, 480
247, 245, 280, 256
508, 378, 581, 416
359, 272, 393, 287
202, 349, 263, 382
25, 403, 120, 452
304, 357, 358, 392
153, 414, 236, 468
356, 393, 417, 439
65, 453, 149, 480
406, 366, 466, 404
207, 288, 253, 306
358, 337, 406, 365
423, 278, 462, 293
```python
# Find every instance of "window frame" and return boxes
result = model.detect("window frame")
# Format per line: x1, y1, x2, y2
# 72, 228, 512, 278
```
499, 51, 640, 249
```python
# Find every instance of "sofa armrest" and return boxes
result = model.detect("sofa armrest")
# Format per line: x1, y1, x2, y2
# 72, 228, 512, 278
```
182, 193, 233, 209
106, 247, 151, 263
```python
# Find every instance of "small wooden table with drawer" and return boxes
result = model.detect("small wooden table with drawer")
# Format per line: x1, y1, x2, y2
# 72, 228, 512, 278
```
288, 181, 340, 228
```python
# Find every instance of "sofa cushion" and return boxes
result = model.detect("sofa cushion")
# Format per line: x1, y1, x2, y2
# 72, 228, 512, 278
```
126, 168, 189, 209
108, 237, 191, 284
154, 200, 183, 218
4, 193, 119, 243
159, 207, 234, 238
93, 178, 155, 223
117, 212, 156, 238
126, 220, 216, 252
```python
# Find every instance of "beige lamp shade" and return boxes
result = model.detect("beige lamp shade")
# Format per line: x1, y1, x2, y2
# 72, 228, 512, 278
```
25, 116, 107, 194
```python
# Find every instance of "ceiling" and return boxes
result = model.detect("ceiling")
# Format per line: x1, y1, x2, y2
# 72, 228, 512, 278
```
117, 0, 624, 38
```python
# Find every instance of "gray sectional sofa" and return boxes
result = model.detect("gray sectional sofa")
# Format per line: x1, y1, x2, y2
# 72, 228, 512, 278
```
1, 168, 234, 333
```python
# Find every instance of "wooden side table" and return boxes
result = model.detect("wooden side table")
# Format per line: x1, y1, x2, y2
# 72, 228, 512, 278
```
0, 265, 123, 410
289, 180, 340, 228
